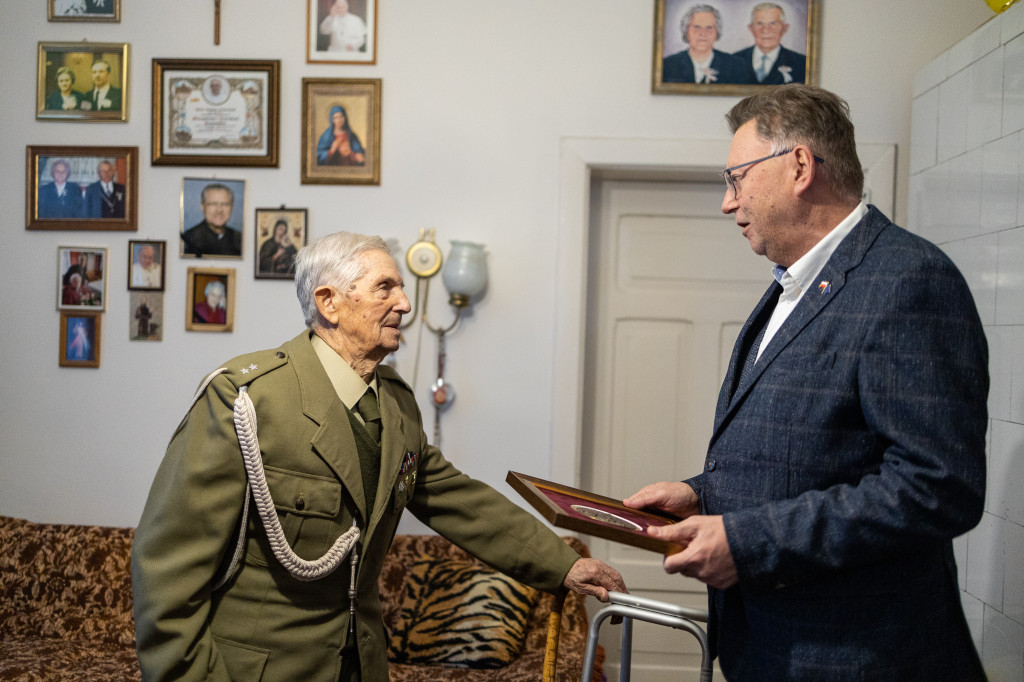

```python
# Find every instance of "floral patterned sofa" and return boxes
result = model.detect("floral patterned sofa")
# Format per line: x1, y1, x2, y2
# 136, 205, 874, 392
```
0, 515, 601, 681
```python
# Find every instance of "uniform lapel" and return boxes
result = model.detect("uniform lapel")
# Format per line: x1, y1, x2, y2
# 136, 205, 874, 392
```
283, 332, 367, 517
373, 382, 408, 524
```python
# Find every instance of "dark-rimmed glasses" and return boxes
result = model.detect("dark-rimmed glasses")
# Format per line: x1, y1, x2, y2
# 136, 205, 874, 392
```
721, 149, 824, 198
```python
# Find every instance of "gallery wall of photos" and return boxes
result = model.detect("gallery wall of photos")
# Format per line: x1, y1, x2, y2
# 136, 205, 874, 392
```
34, 0, 380, 368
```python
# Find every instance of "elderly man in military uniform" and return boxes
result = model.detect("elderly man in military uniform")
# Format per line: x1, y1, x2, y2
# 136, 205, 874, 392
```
132, 231, 626, 681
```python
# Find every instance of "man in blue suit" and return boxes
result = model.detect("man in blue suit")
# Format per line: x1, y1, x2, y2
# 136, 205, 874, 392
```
662, 4, 745, 85
626, 85, 987, 680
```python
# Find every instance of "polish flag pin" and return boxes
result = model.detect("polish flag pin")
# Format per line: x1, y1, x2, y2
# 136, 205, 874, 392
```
818, 281, 831, 294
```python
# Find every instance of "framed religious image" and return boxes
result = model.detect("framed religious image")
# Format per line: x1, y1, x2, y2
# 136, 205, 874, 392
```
652, 0, 819, 95
307, 0, 377, 65
57, 246, 107, 312
185, 267, 235, 332
180, 177, 246, 259
130, 291, 163, 341
152, 58, 280, 167
254, 208, 307, 280
506, 472, 685, 554
59, 312, 102, 368
26, 145, 139, 231
36, 42, 129, 121
301, 78, 381, 185
48, 0, 120, 22
128, 239, 166, 291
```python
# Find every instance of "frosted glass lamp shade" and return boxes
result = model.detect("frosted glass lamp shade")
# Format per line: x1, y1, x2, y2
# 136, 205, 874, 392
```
442, 240, 487, 306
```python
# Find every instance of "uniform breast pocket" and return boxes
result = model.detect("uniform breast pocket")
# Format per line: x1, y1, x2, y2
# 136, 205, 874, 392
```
262, 466, 343, 558
392, 452, 418, 510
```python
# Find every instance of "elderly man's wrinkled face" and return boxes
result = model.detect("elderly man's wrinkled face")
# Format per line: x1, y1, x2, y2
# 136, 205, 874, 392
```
138, 246, 154, 268
336, 250, 411, 358
98, 162, 115, 184
749, 7, 789, 53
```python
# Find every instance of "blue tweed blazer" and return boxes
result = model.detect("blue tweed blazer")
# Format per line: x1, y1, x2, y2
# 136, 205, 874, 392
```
687, 206, 988, 680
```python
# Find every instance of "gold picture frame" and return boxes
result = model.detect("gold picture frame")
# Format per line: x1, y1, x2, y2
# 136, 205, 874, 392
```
48, 0, 120, 22
37, 41, 129, 121
60, 312, 102, 368
185, 267, 235, 332
301, 78, 381, 185
27, 145, 138, 231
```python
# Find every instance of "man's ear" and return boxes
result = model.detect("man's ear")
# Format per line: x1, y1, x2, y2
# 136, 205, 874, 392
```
313, 285, 341, 326
792, 146, 817, 196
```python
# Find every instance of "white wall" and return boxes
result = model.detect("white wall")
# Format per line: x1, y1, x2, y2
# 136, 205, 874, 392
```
910, 4, 1024, 679
0, 1, 995, 532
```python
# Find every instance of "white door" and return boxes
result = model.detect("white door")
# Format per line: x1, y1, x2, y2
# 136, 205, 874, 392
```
581, 176, 769, 680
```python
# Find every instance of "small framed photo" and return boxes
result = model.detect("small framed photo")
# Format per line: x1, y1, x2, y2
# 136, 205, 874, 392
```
49, 0, 120, 22
37, 42, 128, 121
26, 145, 138, 231
255, 208, 307, 279
128, 240, 166, 291
152, 59, 280, 167
180, 177, 246, 259
653, 0, 819, 95
186, 267, 235, 332
57, 246, 107, 311
307, 0, 377, 65
301, 78, 381, 185
130, 291, 163, 341
60, 312, 102, 368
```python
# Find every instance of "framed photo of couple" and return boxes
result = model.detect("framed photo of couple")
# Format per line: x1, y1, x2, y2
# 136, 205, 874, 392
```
36, 41, 129, 121
653, 0, 820, 95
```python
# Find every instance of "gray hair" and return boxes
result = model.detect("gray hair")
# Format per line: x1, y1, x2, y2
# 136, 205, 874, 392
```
681, 4, 722, 43
295, 231, 391, 330
726, 84, 864, 204
204, 280, 226, 308
751, 2, 786, 22
200, 183, 234, 205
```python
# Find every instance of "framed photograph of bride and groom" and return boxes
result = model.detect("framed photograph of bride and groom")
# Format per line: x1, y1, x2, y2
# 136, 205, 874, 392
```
653, 0, 819, 95
36, 42, 129, 121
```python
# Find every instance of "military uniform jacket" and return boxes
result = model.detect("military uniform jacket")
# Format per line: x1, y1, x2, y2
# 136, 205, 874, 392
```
132, 331, 580, 681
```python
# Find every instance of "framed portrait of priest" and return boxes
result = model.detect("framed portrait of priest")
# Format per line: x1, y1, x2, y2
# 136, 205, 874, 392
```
307, 0, 378, 65
652, 0, 819, 95
179, 177, 246, 259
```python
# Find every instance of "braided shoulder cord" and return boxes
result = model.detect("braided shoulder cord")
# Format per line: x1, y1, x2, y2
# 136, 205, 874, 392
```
233, 386, 360, 582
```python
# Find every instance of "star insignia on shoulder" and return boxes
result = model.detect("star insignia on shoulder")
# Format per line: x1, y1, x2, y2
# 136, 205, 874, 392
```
240, 363, 258, 375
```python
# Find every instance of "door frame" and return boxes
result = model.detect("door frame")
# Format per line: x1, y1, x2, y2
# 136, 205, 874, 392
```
551, 136, 896, 486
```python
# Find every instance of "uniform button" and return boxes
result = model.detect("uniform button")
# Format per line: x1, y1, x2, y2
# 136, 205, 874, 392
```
295, 495, 305, 510
276, 351, 285, 359
706, 459, 717, 471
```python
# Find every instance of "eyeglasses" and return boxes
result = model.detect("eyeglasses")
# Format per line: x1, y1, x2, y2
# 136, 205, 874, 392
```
721, 149, 824, 198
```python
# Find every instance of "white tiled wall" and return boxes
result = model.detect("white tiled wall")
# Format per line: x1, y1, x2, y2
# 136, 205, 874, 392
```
910, 4, 1024, 680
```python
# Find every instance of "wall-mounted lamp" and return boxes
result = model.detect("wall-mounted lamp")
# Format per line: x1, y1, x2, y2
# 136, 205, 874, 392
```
401, 229, 488, 445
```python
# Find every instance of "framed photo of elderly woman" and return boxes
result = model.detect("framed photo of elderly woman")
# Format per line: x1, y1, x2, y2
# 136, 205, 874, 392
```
36, 41, 129, 121
152, 59, 280, 167
301, 78, 381, 185
652, 0, 819, 96
254, 208, 307, 280
59, 312, 102, 368
26, 145, 139, 231
57, 246, 107, 312
185, 267, 235, 332
48, 0, 120, 22
307, 0, 377, 65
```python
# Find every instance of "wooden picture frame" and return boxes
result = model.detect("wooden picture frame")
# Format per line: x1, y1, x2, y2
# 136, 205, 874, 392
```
152, 58, 280, 167
48, 0, 120, 22
130, 291, 163, 341
307, 0, 377, 65
57, 246, 107, 312
179, 177, 246, 259
254, 208, 307, 280
60, 312, 102, 368
26, 145, 138, 231
301, 78, 381, 185
653, 0, 819, 96
506, 471, 684, 555
128, 239, 166, 291
186, 267, 235, 332
37, 42, 129, 121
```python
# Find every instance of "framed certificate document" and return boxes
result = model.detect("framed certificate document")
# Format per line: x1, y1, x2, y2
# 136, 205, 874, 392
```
507, 471, 684, 554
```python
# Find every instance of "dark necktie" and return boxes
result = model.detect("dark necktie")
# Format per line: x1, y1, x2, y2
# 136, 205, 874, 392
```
356, 389, 381, 443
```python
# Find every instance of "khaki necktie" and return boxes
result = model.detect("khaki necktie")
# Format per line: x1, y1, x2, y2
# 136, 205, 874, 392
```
357, 389, 381, 443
